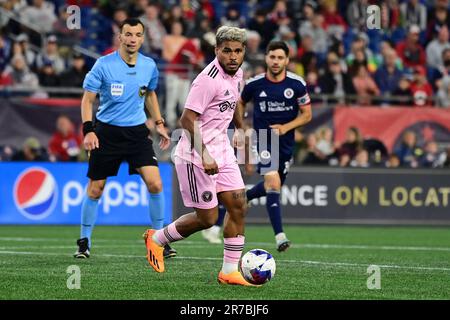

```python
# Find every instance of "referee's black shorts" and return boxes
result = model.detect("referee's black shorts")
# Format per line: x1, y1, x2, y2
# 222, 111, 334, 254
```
87, 120, 158, 180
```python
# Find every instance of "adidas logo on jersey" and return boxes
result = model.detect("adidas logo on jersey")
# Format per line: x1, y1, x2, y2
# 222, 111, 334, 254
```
224, 90, 230, 96
259, 91, 267, 97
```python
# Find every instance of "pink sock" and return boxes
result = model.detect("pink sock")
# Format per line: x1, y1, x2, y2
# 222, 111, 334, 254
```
154, 222, 184, 246
222, 236, 245, 274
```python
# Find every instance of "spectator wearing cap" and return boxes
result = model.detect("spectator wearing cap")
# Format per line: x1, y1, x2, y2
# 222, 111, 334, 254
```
35, 35, 65, 74
37, 57, 59, 89
426, 25, 450, 70
16, 34, 36, 68
59, 53, 87, 90
20, 0, 57, 34
400, 0, 427, 32
11, 137, 48, 161
410, 66, 433, 107
395, 25, 426, 69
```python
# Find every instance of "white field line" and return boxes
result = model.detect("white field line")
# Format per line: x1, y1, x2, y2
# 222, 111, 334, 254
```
1, 237, 450, 253
0, 250, 449, 272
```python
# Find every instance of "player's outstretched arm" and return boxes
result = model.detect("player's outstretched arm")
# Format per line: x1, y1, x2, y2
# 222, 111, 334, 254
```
180, 108, 218, 175
270, 104, 312, 136
81, 90, 99, 151
145, 90, 170, 150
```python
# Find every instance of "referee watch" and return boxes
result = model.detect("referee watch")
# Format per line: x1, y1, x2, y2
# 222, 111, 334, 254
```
155, 118, 165, 126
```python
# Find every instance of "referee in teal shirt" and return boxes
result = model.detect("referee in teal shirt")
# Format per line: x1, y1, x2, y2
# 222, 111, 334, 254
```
74, 18, 176, 259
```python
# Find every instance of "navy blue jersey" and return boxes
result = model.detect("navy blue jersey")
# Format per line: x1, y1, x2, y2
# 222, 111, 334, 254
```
83, 51, 159, 126
240, 72, 310, 158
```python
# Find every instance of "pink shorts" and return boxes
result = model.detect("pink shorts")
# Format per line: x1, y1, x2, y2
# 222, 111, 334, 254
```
175, 157, 246, 209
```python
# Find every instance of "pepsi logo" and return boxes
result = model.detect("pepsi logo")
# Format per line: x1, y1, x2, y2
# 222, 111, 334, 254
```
13, 167, 58, 220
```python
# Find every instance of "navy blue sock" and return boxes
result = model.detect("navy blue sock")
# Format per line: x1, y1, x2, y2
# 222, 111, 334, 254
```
216, 204, 226, 226
266, 191, 283, 235
149, 192, 165, 229
80, 195, 99, 247
246, 181, 267, 201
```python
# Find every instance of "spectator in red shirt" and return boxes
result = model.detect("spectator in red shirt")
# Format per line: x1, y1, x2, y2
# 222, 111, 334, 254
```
48, 115, 81, 162
410, 66, 434, 106
396, 24, 426, 69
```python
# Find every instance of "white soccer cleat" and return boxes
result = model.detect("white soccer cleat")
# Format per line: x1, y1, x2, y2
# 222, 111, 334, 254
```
275, 232, 291, 252
201, 225, 222, 244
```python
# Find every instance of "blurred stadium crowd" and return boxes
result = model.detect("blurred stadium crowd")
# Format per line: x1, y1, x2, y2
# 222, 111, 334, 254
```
0, 0, 449, 168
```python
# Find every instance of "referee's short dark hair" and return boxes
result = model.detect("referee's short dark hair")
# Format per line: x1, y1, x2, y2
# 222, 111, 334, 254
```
120, 18, 145, 33
266, 41, 289, 56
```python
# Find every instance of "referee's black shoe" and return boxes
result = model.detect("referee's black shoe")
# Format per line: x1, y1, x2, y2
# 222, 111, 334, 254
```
163, 244, 177, 258
74, 237, 90, 258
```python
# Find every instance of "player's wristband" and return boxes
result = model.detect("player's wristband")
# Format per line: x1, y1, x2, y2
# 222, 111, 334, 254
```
82, 121, 94, 136
155, 118, 165, 126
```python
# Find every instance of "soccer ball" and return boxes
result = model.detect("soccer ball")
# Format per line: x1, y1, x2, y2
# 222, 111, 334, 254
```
240, 249, 276, 285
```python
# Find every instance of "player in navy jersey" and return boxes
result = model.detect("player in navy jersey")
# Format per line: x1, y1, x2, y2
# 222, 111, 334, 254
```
237, 41, 312, 251
74, 18, 176, 259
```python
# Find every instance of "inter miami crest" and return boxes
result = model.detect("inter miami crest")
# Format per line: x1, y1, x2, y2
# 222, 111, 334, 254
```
139, 86, 147, 98
202, 191, 213, 202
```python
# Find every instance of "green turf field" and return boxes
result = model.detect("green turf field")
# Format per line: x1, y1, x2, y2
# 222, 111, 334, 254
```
0, 225, 449, 300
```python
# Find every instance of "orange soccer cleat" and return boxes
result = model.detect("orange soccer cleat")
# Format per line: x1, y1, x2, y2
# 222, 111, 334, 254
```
217, 271, 261, 287
143, 229, 165, 273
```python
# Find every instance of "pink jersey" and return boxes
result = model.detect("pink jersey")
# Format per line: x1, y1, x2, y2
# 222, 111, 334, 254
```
174, 58, 243, 168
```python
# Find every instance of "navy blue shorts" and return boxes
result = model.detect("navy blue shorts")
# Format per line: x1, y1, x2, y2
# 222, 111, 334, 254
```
257, 150, 293, 185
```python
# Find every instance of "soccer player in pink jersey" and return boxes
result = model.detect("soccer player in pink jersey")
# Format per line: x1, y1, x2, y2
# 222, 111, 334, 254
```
143, 26, 257, 286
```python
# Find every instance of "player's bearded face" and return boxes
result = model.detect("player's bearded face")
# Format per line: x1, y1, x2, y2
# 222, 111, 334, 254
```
215, 41, 245, 75
119, 24, 145, 54
266, 49, 289, 77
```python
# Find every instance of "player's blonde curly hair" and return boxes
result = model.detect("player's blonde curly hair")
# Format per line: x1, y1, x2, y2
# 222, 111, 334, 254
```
215, 26, 247, 47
